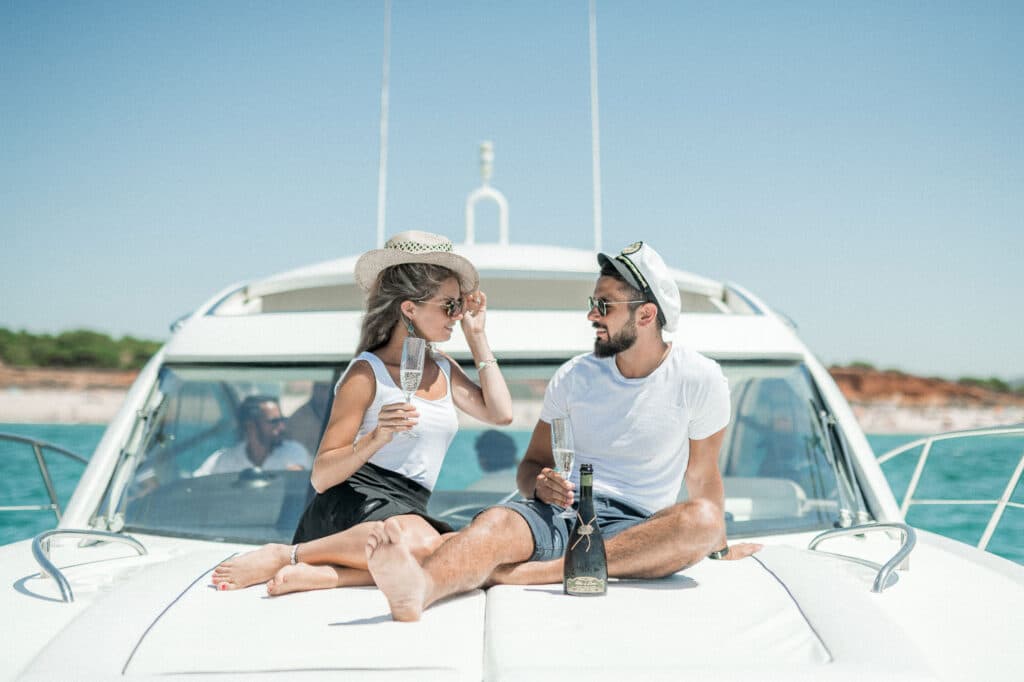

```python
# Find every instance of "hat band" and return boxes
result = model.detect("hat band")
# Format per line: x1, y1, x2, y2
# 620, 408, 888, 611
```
615, 254, 667, 327
385, 239, 453, 254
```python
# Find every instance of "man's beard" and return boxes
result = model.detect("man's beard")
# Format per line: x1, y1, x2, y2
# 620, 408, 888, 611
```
260, 430, 284, 451
593, 317, 638, 357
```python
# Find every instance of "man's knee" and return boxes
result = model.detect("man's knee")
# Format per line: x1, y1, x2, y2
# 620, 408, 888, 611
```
688, 497, 723, 534
660, 498, 722, 564
471, 506, 527, 538
465, 507, 535, 562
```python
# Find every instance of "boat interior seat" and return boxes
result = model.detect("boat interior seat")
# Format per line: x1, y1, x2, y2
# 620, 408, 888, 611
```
678, 475, 807, 521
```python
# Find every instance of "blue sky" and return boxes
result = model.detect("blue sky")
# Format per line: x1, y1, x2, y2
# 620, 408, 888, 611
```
2, 1, 1021, 379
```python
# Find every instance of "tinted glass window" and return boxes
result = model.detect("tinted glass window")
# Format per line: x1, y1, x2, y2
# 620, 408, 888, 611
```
110, 360, 846, 542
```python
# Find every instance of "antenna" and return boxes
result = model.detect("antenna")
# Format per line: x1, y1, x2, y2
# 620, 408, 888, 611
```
375, 0, 392, 248
465, 141, 509, 245
588, 0, 603, 252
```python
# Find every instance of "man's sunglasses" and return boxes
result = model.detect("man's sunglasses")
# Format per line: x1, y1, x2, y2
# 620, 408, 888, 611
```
587, 296, 647, 317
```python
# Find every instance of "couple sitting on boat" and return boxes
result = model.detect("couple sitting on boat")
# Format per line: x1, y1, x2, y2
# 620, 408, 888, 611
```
212, 231, 759, 620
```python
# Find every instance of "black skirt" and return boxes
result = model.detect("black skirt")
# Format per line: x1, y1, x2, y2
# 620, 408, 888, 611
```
292, 461, 452, 543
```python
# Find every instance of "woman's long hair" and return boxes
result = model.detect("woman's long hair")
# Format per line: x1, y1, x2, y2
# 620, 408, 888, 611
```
356, 263, 458, 354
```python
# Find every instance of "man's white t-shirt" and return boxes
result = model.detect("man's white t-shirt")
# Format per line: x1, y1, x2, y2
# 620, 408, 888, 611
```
539, 344, 730, 515
193, 439, 312, 477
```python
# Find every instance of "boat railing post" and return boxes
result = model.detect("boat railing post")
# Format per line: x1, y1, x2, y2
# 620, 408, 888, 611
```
31, 441, 64, 523
899, 437, 935, 516
0, 433, 87, 523
977, 449, 1024, 551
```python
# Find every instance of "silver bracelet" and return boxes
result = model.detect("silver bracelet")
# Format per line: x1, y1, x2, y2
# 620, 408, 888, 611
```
290, 544, 300, 565
476, 358, 498, 371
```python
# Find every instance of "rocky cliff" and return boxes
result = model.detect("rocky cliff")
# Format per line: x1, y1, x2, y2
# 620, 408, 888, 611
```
829, 366, 1024, 408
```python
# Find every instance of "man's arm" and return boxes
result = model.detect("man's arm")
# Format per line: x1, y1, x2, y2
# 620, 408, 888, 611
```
684, 428, 727, 548
685, 427, 762, 560
516, 419, 575, 508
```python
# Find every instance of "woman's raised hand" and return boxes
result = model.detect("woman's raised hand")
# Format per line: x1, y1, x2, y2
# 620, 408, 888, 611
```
460, 290, 488, 337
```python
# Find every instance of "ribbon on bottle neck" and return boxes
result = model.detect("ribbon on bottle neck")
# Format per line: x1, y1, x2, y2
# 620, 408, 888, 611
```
569, 512, 598, 552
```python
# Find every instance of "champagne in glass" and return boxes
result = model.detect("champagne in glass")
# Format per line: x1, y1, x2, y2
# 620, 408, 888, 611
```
399, 337, 426, 439
549, 417, 577, 519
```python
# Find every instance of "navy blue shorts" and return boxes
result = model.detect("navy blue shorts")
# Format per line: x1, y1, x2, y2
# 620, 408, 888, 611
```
497, 495, 651, 562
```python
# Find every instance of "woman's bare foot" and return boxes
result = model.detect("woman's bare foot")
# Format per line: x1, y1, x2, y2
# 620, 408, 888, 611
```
366, 519, 430, 622
266, 563, 340, 596
212, 543, 292, 590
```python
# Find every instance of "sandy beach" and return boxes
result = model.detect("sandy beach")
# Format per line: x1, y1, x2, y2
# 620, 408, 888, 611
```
0, 387, 128, 426
849, 401, 1024, 435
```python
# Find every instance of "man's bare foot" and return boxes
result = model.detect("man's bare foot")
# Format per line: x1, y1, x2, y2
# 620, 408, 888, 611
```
266, 563, 340, 596
212, 543, 292, 590
722, 542, 763, 560
366, 519, 430, 622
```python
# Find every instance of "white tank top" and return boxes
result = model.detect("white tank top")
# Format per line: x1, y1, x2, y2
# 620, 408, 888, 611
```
336, 350, 458, 491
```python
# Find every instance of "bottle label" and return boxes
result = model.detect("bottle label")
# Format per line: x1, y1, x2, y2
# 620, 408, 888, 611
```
566, 576, 606, 593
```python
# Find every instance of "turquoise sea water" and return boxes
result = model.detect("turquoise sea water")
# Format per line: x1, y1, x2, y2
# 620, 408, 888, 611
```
1, 424, 1021, 564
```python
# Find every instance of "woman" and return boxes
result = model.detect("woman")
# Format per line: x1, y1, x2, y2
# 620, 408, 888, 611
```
212, 231, 513, 593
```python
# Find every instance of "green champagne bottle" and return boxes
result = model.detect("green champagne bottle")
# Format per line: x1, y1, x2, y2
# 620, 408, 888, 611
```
563, 463, 607, 595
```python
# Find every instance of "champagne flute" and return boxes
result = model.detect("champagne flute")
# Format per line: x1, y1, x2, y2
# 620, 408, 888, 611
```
549, 417, 576, 519
399, 337, 426, 439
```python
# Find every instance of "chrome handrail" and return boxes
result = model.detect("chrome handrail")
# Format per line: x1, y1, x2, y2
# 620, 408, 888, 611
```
877, 426, 1024, 552
0, 432, 88, 521
808, 522, 916, 593
31, 529, 147, 603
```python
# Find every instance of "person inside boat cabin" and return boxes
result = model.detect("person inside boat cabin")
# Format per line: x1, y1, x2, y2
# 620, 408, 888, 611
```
208, 230, 514, 592
364, 240, 761, 621
193, 395, 312, 476
467, 428, 519, 491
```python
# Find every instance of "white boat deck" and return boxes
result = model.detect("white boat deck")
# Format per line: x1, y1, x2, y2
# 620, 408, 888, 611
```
5, 531, 1022, 681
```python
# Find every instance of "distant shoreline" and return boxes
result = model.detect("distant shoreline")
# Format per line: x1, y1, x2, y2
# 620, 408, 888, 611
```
2, 385, 1022, 435
2, 364, 1023, 434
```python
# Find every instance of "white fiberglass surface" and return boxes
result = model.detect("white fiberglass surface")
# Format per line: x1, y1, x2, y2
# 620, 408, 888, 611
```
103, 358, 850, 544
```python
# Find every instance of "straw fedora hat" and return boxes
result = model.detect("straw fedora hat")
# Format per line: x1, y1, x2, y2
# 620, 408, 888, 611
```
354, 231, 479, 293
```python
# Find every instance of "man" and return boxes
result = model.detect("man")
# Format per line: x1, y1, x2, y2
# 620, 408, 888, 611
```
467, 429, 519, 491
366, 241, 759, 621
194, 395, 312, 476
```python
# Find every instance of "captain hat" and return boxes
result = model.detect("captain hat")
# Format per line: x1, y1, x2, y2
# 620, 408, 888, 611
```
597, 241, 681, 332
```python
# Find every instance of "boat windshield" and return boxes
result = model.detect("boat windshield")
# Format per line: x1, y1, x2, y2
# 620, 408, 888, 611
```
108, 360, 846, 543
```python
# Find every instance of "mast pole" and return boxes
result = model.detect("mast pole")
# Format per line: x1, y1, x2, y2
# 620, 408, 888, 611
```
588, 0, 603, 253
375, 0, 392, 248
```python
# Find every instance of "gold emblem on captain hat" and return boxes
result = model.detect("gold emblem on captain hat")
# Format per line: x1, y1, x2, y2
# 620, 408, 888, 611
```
621, 241, 643, 255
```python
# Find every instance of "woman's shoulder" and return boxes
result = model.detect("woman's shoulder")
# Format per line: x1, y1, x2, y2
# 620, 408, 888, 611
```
337, 355, 380, 392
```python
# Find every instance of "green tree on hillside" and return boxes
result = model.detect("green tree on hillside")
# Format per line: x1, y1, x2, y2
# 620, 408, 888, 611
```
0, 327, 161, 370
957, 376, 1012, 394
